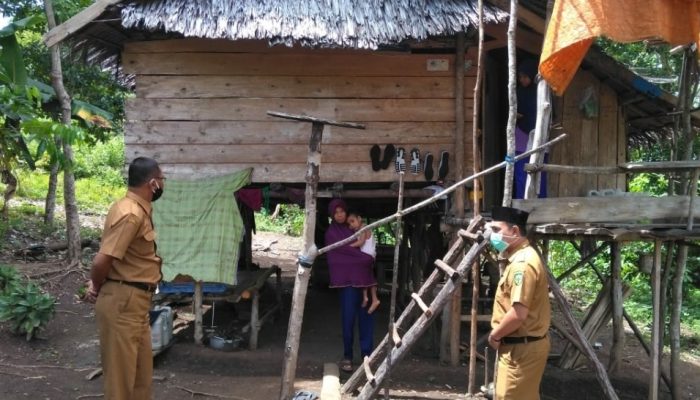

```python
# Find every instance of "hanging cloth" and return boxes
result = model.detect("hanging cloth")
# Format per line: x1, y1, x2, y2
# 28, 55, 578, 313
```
153, 169, 252, 284
540, 0, 700, 95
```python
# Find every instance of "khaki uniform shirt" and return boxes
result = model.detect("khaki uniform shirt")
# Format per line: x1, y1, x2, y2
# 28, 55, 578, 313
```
491, 239, 551, 337
99, 191, 161, 284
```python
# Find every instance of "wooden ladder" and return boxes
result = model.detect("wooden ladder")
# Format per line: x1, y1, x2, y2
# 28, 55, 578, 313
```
342, 217, 491, 399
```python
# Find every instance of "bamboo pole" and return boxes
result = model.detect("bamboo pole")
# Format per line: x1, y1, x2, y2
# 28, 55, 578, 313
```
525, 77, 552, 199
319, 134, 567, 257
609, 242, 624, 373
502, 0, 519, 207
275, 112, 364, 400
449, 31, 467, 368
468, 0, 485, 393
385, 172, 405, 400
649, 240, 662, 400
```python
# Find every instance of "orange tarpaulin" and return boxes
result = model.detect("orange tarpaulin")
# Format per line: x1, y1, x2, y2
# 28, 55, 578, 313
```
540, 0, 700, 95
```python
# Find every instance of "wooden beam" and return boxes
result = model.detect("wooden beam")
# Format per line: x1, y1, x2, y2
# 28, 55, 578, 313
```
43, 0, 122, 47
489, 0, 546, 33
513, 196, 700, 225
321, 363, 341, 400
483, 24, 543, 55
525, 161, 700, 174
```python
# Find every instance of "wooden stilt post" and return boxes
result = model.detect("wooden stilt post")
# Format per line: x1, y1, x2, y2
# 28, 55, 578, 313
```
271, 112, 364, 400
649, 239, 662, 400
385, 171, 405, 400
468, 0, 485, 394
502, 0, 518, 207
448, 30, 467, 368
194, 280, 203, 345
609, 242, 624, 373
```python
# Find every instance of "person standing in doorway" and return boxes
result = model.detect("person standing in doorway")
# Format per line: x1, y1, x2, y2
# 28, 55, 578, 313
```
488, 206, 551, 400
85, 157, 165, 400
324, 199, 376, 373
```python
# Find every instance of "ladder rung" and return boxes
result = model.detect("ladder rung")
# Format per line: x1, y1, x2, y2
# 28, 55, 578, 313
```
392, 326, 402, 347
411, 293, 433, 318
363, 356, 376, 386
460, 314, 492, 322
434, 259, 460, 280
458, 229, 481, 241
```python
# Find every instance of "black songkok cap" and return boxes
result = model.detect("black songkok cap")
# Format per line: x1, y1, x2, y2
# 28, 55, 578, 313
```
491, 206, 529, 227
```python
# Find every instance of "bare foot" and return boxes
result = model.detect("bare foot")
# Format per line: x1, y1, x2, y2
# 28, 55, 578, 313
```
368, 299, 380, 314
362, 296, 369, 308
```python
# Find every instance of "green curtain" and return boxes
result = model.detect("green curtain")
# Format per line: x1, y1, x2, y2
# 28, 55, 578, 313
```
153, 169, 252, 284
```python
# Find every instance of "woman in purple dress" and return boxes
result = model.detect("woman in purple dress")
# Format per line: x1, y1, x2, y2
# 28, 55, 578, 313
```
325, 198, 376, 372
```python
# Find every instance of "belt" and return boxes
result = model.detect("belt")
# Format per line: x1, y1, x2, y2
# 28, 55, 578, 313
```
106, 278, 157, 293
501, 335, 546, 345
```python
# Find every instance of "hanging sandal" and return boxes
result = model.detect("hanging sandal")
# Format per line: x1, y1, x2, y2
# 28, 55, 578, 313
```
340, 359, 353, 373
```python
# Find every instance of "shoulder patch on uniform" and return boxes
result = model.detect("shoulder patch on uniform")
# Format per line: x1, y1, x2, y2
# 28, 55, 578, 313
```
513, 271, 524, 286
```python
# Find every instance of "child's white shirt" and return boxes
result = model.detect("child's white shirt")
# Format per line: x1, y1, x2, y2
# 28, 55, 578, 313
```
360, 232, 376, 259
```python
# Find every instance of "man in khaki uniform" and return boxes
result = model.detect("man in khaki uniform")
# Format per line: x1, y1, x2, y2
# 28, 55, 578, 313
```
488, 206, 551, 400
86, 157, 165, 400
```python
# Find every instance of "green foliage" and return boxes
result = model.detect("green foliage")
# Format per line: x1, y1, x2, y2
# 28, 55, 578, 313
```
548, 240, 700, 348
597, 38, 683, 95
0, 280, 55, 340
71, 136, 125, 185
0, 265, 21, 294
255, 204, 305, 236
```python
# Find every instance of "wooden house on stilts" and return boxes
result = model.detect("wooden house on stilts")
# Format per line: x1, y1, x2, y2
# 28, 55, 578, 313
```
46, 0, 699, 398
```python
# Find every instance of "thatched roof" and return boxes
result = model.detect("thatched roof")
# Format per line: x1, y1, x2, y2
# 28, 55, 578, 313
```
45, 0, 507, 51
119, 0, 507, 48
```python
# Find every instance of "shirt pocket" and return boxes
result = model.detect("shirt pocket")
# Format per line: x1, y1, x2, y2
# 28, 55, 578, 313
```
132, 228, 157, 257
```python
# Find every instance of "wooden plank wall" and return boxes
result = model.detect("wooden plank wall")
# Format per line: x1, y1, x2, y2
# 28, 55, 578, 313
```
123, 39, 476, 183
548, 70, 627, 197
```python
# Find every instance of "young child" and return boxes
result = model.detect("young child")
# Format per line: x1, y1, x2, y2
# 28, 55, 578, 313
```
346, 210, 380, 314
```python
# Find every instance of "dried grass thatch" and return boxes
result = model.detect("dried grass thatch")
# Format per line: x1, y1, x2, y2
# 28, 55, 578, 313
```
120, 0, 507, 48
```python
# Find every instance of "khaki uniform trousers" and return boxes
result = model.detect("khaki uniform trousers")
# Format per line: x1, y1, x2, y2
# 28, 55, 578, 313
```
96, 281, 153, 400
495, 336, 550, 400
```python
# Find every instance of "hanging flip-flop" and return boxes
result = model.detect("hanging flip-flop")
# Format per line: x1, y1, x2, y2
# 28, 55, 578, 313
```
438, 150, 449, 180
381, 144, 396, 170
424, 152, 434, 181
410, 148, 421, 175
370, 144, 381, 171
395, 147, 406, 173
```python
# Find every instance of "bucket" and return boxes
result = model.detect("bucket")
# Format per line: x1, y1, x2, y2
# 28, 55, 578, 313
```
151, 305, 173, 351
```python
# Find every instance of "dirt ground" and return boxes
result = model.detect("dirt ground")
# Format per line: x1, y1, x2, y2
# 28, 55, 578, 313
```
0, 230, 698, 400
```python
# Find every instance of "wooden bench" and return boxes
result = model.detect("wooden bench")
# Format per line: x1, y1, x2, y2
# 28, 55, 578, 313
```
154, 266, 282, 350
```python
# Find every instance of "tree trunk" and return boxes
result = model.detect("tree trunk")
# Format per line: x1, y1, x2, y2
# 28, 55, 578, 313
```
43, 157, 59, 225
44, 0, 82, 265
502, 0, 518, 207
1, 169, 17, 220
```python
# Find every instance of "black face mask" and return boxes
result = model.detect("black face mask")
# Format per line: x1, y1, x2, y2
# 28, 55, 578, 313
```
152, 182, 163, 202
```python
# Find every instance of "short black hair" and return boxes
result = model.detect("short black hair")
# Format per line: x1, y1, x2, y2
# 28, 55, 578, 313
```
346, 208, 362, 218
128, 157, 160, 187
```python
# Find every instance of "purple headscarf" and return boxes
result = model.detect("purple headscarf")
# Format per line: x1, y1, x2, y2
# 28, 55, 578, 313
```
325, 199, 376, 288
